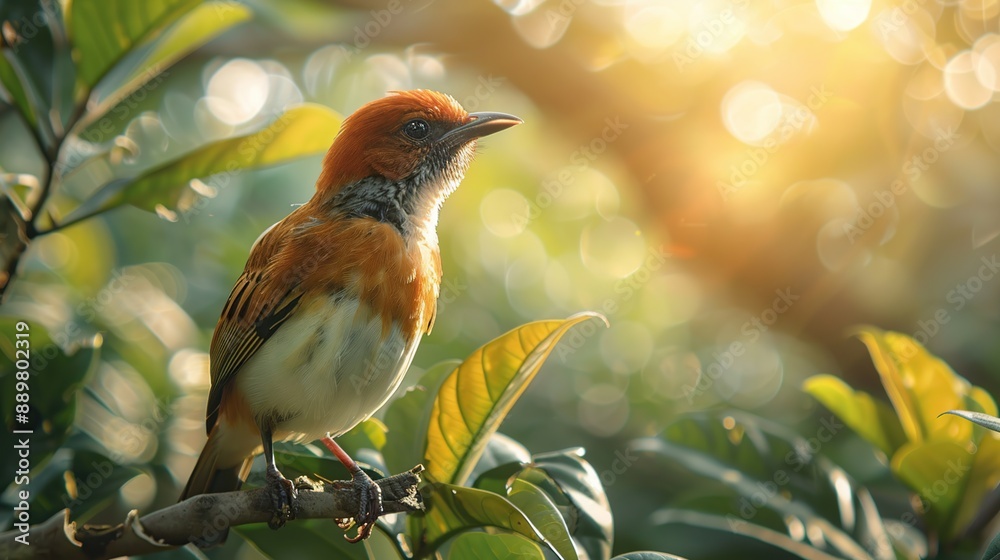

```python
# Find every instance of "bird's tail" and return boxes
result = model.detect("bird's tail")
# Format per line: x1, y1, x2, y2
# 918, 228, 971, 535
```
180, 425, 254, 501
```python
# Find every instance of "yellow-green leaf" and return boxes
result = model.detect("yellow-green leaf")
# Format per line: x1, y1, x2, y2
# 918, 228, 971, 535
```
63, 104, 340, 222
803, 374, 907, 456
424, 313, 605, 486
69, 0, 202, 89
890, 440, 974, 538
963, 386, 999, 418
855, 328, 968, 444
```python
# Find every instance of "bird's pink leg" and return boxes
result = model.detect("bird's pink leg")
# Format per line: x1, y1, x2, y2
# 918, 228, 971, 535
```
321, 435, 382, 542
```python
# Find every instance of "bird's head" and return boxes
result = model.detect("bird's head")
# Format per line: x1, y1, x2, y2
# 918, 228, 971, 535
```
315, 90, 521, 236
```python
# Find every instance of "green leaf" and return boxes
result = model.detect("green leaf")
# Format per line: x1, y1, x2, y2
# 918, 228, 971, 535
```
473, 459, 526, 496
0, 0, 62, 134
611, 553, 690, 560
0, 54, 36, 127
447, 532, 545, 560
418, 482, 555, 558
467, 432, 531, 485
507, 478, 578, 560
79, 1, 252, 130
424, 313, 605, 486
68, 0, 202, 89
804, 374, 907, 456
942, 410, 1000, 434
383, 359, 461, 475
62, 104, 341, 222
472, 449, 615, 560
531, 449, 614, 560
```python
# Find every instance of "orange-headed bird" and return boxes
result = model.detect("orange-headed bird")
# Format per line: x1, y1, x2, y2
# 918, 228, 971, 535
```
180, 90, 521, 541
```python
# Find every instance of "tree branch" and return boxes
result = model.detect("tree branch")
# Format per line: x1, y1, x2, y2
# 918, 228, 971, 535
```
0, 466, 425, 560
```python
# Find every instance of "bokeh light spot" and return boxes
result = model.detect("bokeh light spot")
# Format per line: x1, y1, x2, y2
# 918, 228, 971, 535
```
481, 188, 531, 238
625, 2, 686, 51
578, 383, 629, 437
944, 50, 994, 110
973, 34, 1000, 91
580, 217, 647, 278
206, 59, 270, 125
816, 0, 871, 32
722, 81, 783, 144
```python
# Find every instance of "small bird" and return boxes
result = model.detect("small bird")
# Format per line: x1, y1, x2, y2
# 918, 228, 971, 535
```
180, 90, 521, 541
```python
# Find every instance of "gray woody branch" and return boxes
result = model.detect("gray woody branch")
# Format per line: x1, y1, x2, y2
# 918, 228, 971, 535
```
0, 467, 424, 560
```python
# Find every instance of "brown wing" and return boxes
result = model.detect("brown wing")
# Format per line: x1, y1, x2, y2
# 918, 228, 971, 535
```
204, 221, 304, 434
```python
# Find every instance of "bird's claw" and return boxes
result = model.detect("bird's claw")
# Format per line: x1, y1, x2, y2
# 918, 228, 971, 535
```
266, 468, 297, 530
339, 469, 383, 543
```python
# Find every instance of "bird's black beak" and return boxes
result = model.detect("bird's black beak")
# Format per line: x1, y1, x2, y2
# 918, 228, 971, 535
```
443, 112, 522, 145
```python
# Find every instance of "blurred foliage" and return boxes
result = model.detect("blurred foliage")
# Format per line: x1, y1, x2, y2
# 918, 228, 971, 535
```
806, 330, 1000, 553
1, 0, 1000, 559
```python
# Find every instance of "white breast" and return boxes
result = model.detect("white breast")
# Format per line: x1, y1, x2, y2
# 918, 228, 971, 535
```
235, 296, 418, 443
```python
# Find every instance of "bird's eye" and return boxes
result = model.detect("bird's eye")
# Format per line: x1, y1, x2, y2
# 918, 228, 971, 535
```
403, 119, 430, 140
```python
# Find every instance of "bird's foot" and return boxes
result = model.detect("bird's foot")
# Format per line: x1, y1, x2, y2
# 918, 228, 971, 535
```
334, 469, 383, 543
266, 466, 297, 530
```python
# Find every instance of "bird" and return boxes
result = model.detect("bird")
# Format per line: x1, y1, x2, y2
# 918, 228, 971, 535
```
179, 90, 521, 542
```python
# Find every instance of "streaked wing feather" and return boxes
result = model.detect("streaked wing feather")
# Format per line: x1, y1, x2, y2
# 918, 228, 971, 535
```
205, 224, 303, 433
